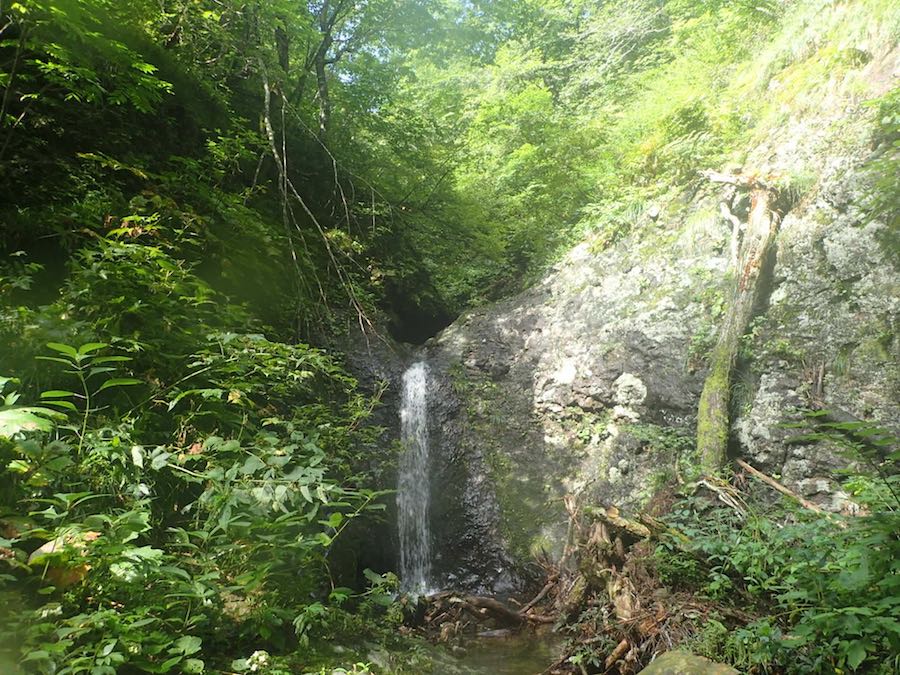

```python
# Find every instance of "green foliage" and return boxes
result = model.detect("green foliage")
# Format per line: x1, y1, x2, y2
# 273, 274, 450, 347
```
654, 416, 900, 673
0, 376, 64, 437
0, 328, 393, 672
658, 505, 900, 673
2, 0, 898, 671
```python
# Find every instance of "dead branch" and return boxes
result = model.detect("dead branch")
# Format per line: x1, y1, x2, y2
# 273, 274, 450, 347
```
520, 574, 559, 614
460, 595, 524, 625
604, 638, 630, 670
462, 595, 556, 625
735, 459, 825, 514
697, 477, 747, 516
258, 62, 374, 335
699, 169, 771, 191
697, 176, 780, 471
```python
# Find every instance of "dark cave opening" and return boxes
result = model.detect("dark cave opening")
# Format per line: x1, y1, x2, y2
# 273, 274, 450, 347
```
382, 283, 456, 345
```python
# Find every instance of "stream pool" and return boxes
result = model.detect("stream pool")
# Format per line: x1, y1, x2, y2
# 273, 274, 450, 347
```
433, 632, 562, 674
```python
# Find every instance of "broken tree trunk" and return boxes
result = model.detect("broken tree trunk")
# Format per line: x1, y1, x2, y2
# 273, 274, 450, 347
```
697, 172, 780, 472
589, 505, 653, 539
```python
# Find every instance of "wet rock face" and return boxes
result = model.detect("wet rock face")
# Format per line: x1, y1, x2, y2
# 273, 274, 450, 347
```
338, 332, 412, 579
427, 370, 512, 592
735, 163, 900, 509
341, 330, 516, 593
348, 149, 897, 589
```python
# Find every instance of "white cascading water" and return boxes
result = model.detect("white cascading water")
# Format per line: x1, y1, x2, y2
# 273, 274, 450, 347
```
397, 361, 433, 595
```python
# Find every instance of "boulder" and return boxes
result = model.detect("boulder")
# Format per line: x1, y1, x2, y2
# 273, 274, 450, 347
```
639, 651, 738, 675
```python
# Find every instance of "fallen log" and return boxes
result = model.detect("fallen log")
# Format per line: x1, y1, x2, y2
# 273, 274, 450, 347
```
461, 595, 525, 625
584, 506, 652, 539
460, 595, 556, 625
604, 638, 630, 670
588, 506, 652, 539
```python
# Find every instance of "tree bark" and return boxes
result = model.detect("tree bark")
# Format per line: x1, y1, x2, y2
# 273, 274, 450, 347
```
313, 1, 342, 141
314, 44, 331, 140
697, 176, 780, 472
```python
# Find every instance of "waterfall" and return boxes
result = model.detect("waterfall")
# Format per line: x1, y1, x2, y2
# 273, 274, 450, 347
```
397, 361, 433, 595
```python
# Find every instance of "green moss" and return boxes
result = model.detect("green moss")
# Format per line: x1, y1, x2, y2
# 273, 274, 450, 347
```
448, 362, 561, 566
697, 355, 731, 473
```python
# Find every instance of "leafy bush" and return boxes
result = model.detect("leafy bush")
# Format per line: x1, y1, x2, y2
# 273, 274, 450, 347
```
0, 332, 392, 672
654, 418, 900, 673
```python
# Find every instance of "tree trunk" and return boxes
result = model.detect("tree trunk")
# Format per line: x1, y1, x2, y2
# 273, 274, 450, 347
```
698, 182, 779, 472
315, 50, 330, 140
313, 2, 336, 141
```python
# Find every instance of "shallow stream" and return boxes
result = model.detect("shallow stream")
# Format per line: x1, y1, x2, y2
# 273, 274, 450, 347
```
431, 632, 561, 674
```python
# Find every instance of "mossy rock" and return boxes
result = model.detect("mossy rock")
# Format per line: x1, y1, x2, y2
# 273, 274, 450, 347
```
639, 650, 738, 675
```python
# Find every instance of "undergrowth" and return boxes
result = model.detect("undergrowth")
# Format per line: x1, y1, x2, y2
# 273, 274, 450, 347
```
653, 416, 900, 673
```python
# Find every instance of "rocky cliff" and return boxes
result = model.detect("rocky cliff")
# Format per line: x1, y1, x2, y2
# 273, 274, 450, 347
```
349, 40, 899, 591
408, 44, 899, 588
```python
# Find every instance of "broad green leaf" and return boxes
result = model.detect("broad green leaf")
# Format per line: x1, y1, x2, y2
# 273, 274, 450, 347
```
34, 356, 74, 366
171, 636, 202, 656
363, 568, 383, 585
167, 388, 223, 410
46, 342, 77, 357
97, 378, 142, 392
22, 650, 50, 662
239, 455, 265, 475
40, 390, 77, 399
42, 400, 77, 411
92, 356, 132, 364
159, 655, 183, 671
847, 640, 868, 669
77, 342, 108, 355
7, 459, 31, 473
0, 406, 63, 436
151, 451, 170, 470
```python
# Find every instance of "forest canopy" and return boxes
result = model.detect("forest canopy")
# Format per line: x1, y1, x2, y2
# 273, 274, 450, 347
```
1, 0, 808, 341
